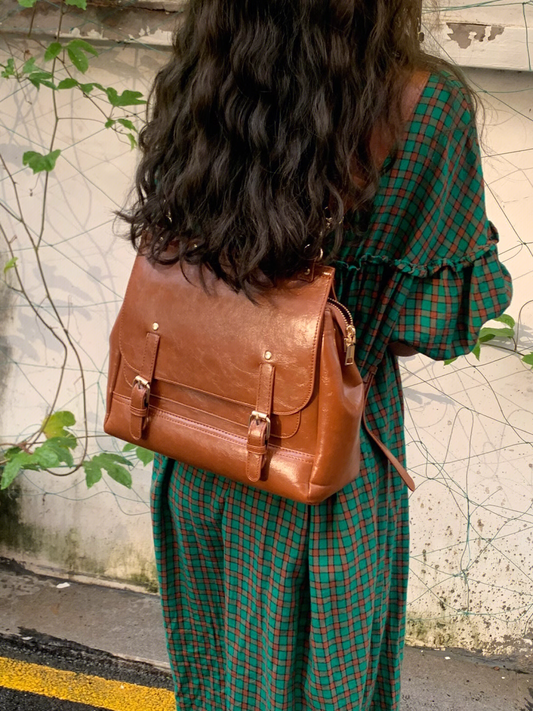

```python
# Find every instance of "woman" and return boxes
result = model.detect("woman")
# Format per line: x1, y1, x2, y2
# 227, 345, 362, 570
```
121, 1, 512, 708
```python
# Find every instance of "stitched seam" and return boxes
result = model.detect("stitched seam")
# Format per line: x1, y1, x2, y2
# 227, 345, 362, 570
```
118, 268, 334, 417
112, 394, 314, 462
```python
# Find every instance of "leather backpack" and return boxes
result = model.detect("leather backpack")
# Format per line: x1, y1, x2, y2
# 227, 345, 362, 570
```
104, 73, 428, 503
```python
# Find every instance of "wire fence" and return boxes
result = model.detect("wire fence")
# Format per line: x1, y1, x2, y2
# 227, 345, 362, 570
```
0, 0, 532, 655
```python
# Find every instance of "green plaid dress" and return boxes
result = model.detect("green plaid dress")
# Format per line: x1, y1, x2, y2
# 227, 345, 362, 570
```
151, 72, 512, 710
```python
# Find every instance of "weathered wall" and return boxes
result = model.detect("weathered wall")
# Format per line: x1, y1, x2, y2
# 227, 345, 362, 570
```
424, 0, 533, 71
0, 2, 532, 667
0, 256, 13, 441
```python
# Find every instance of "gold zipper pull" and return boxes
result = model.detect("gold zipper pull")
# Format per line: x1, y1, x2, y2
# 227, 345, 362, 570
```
344, 325, 356, 365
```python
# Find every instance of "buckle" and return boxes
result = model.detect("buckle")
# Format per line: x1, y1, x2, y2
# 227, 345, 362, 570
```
133, 375, 151, 407
248, 411, 271, 440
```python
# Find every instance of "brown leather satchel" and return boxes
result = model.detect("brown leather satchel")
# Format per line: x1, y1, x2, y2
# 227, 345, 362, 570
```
104, 257, 414, 504
104, 73, 428, 504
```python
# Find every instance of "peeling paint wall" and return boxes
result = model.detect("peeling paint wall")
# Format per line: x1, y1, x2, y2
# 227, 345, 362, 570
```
423, 1, 533, 71
446, 23, 505, 50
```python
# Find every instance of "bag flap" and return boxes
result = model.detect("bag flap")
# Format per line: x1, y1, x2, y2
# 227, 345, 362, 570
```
118, 256, 335, 416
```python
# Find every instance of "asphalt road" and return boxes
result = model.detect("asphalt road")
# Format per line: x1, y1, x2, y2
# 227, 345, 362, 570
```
1, 559, 533, 710
0, 631, 174, 711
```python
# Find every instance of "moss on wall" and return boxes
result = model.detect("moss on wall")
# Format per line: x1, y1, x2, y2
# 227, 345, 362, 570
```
0, 484, 157, 591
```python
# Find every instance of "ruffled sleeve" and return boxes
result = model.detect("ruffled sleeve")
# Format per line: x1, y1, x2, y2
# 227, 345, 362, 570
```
364, 72, 512, 361
390, 224, 511, 360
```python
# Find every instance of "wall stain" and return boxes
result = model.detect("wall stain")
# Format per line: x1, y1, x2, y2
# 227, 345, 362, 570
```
447, 23, 505, 49
0, 258, 13, 436
0, 484, 158, 592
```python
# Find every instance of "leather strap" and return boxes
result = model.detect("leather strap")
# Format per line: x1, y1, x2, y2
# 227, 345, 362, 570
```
350, 73, 428, 491
363, 376, 416, 492
246, 363, 275, 483
130, 332, 160, 441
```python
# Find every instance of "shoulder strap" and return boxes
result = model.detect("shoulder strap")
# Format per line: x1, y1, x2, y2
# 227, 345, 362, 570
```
363, 376, 416, 491
360, 71, 430, 493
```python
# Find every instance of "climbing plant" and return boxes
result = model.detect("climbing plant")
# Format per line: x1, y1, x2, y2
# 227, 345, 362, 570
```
0, 0, 152, 490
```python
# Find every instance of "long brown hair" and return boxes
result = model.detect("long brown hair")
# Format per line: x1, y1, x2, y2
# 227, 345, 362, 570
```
120, 0, 469, 294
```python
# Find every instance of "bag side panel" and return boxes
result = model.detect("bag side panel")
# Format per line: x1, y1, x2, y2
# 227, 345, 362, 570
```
308, 308, 364, 501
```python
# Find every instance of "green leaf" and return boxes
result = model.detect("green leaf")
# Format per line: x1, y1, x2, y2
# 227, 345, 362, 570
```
50, 434, 78, 451
2, 447, 23, 461
99, 453, 132, 467
105, 118, 115, 129
68, 39, 98, 57
127, 133, 137, 150
57, 78, 78, 90
79, 81, 105, 93
17, 0, 38, 8
65, 0, 87, 8
134, 447, 154, 466
116, 118, 136, 131
471, 341, 481, 360
27, 71, 56, 90
122, 443, 153, 466
66, 40, 97, 74
1, 455, 24, 489
67, 46, 89, 73
478, 325, 515, 343
3, 257, 18, 275
443, 357, 457, 366
22, 57, 37, 74
0, 450, 36, 489
44, 42, 62, 62
522, 353, 533, 368
105, 87, 146, 107
84, 453, 133, 489
83, 459, 102, 488
106, 463, 133, 488
33, 443, 61, 468
23, 149, 61, 174
494, 314, 515, 329
1, 58, 16, 78
42, 438, 76, 467
42, 410, 76, 439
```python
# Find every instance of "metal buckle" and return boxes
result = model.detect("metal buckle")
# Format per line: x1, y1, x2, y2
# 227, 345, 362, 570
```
134, 375, 151, 407
134, 375, 150, 391
248, 411, 271, 440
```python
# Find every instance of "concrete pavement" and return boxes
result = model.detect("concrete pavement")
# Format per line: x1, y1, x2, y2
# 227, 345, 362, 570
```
1, 558, 531, 710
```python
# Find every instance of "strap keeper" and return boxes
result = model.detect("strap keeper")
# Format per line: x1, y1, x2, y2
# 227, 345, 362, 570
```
130, 332, 160, 441
248, 411, 271, 440
246, 363, 275, 483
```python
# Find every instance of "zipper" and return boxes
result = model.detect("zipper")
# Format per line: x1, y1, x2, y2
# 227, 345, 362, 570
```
327, 298, 356, 366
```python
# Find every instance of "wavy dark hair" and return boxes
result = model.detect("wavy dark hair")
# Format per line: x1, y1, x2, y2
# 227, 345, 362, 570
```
120, 0, 469, 293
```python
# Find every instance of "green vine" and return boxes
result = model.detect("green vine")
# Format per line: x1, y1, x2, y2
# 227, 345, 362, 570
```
0, 0, 152, 490
444, 311, 533, 367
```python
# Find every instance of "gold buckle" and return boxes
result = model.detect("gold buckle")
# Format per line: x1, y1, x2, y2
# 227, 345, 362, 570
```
134, 375, 150, 391
248, 411, 271, 440
133, 376, 151, 407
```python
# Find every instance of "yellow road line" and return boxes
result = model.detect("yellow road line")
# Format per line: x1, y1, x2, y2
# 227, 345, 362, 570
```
0, 656, 175, 711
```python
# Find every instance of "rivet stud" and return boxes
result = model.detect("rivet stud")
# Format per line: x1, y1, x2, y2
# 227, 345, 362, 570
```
264, 351, 272, 361
152, 323, 159, 331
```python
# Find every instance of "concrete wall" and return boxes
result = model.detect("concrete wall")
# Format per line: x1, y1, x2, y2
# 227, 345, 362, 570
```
1, 3, 532, 664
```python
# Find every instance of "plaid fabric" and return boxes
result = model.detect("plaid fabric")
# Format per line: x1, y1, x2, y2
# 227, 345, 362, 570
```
151, 71, 512, 711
